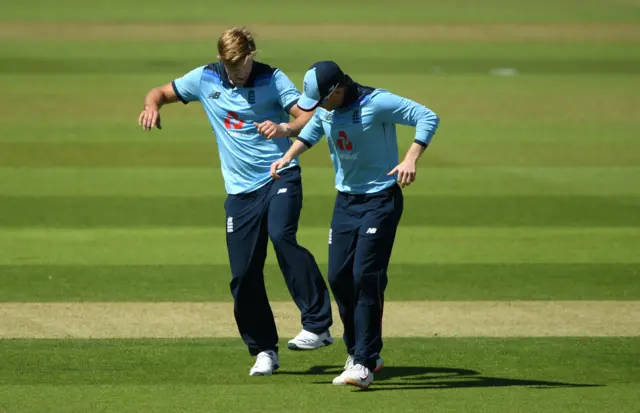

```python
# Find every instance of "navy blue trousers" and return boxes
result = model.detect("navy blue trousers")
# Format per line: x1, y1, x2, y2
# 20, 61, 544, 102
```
224, 166, 332, 356
328, 184, 403, 371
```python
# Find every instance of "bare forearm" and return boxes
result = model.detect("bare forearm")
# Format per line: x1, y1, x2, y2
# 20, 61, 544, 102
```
403, 142, 427, 164
285, 106, 315, 137
270, 139, 312, 179
144, 89, 168, 110
144, 84, 179, 110
139, 83, 180, 131
286, 115, 311, 136
283, 139, 310, 161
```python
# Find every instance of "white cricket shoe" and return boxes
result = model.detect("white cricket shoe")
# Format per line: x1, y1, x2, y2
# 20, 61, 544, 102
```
344, 355, 384, 373
287, 329, 333, 350
249, 350, 280, 376
332, 364, 374, 389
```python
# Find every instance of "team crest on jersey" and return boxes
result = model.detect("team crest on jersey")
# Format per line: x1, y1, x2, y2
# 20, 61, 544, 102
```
352, 110, 361, 124
336, 130, 358, 160
337, 131, 353, 151
247, 90, 255, 104
321, 112, 333, 122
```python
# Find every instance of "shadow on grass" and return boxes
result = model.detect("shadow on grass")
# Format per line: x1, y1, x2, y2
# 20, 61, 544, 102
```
278, 365, 602, 391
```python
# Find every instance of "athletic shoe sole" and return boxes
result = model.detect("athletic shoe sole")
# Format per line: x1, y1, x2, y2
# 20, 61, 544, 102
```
287, 338, 333, 351
249, 364, 279, 376
344, 378, 372, 389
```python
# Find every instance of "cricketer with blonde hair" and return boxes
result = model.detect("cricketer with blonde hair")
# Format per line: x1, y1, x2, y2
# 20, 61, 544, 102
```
138, 27, 334, 376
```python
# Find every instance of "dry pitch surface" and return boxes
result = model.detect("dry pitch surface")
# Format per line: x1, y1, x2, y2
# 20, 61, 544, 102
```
2, 301, 639, 338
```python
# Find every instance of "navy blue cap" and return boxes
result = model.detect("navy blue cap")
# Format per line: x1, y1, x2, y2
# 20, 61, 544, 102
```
297, 61, 345, 111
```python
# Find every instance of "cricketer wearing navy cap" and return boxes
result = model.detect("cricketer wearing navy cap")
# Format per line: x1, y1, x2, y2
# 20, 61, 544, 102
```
270, 60, 440, 389
297, 61, 345, 111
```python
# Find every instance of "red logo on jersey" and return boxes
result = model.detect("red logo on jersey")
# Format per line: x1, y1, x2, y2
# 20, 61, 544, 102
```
224, 111, 244, 130
337, 131, 353, 151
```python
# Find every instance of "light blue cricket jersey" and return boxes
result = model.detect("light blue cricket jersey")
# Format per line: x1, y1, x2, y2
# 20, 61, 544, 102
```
172, 61, 300, 195
298, 80, 440, 194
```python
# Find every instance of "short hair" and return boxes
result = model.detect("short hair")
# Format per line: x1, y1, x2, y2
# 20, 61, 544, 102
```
217, 27, 257, 65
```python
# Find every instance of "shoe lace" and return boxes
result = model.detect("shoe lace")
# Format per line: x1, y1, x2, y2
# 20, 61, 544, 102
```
349, 363, 370, 376
295, 330, 318, 341
344, 355, 354, 370
255, 351, 275, 366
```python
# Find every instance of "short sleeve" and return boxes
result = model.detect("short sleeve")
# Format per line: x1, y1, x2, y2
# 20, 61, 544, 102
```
272, 69, 301, 113
171, 66, 205, 104
297, 111, 325, 147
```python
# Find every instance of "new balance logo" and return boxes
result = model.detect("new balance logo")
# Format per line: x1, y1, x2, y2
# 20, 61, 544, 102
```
226, 217, 234, 233
328, 229, 332, 245
277, 188, 288, 194
209, 91, 221, 99
365, 228, 377, 234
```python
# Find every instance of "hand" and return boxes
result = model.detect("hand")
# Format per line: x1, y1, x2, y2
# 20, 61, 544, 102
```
270, 157, 291, 180
138, 105, 162, 131
254, 121, 291, 139
388, 159, 417, 188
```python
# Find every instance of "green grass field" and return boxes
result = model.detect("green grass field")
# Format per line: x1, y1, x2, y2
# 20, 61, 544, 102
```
1, 0, 639, 411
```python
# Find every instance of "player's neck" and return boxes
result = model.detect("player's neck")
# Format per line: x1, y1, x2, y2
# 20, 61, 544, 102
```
223, 61, 254, 88
337, 80, 357, 110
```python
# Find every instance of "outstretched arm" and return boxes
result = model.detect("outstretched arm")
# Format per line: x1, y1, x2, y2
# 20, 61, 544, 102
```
255, 69, 315, 139
287, 105, 315, 135
255, 104, 314, 139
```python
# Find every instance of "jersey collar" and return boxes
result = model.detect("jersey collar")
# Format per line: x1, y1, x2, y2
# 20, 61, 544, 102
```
216, 61, 258, 89
338, 76, 358, 109
338, 76, 374, 112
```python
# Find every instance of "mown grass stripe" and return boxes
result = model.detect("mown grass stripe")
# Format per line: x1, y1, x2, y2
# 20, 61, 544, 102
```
3, 336, 639, 412
1, 227, 638, 265
1, 167, 640, 196
2, 22, 640, 42
1, 141, 639, 167
0, 195, 638, 227
1, 263, 639, 302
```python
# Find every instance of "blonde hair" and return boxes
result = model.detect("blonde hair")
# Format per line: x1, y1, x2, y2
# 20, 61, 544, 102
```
217, 27, 257, 65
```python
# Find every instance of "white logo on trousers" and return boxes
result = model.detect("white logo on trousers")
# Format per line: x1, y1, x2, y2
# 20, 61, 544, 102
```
227, 217, 234, 233
366, 228, 377, 234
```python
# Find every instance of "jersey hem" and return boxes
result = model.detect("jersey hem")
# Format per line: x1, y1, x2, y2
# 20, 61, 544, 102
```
225, 163, 300, 195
